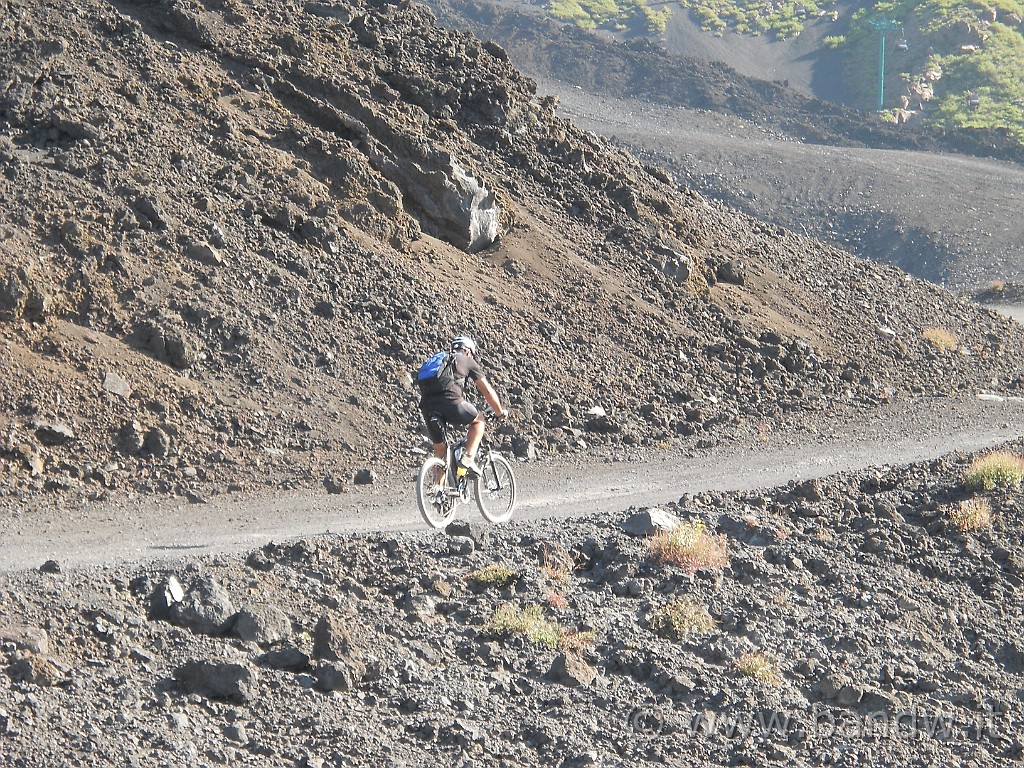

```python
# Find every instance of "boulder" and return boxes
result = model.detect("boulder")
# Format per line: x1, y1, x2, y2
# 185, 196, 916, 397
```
386, 151, 499, 252
174, 659, 256, 703
167, 576, 236, 635
233, 604, 292, 646
620, 508, 680, 537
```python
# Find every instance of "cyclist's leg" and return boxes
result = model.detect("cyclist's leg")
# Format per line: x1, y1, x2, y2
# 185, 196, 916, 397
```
465, 412, 486, 458
420, 407, 449, 482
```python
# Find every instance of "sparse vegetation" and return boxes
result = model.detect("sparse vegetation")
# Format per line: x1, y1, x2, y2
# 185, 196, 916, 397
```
648, 520, 729, 573
539, 542, 575, 582
675, 0, 837, 39
842, 0, 1024, 143
948, 497, 994, 531
487, 604, 563, 648
650, 596, 717, 640
562, 0, 1024, 148
549, 0, 671, 33
963, 450, 1024, 491
922, 326, 959, 352
466, 564, 517, 589
735, 651, 783, 686
559, 629, 597, 653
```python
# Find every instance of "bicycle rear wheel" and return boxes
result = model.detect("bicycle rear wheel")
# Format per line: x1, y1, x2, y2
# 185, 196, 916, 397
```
417, 457, 458, 529
474, 454, 517, 523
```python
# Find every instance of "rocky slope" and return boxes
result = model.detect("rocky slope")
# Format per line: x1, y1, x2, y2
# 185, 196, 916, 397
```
1, 439, 1022, 766
2, 0, 1024, 512
3, 2, 1024, 765
425, 0, 1024, 164
424, 0, 1024, 292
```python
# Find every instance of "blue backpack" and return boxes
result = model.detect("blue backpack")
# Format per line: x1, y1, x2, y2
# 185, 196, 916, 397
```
416, 351, 455, 395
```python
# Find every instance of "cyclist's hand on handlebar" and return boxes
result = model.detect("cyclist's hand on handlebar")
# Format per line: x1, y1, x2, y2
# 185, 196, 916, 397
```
485, 405, 508, 422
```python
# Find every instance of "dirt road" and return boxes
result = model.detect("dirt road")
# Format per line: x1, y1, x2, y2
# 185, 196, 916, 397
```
3, 395, 1022, 573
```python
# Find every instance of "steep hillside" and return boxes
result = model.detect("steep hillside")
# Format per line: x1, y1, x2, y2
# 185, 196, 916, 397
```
1, 0, 1024, 512
547, 83, 1024, 290
424, 0, 1024, 291
499, 0, 1024, 143
428, 0, 1024, 159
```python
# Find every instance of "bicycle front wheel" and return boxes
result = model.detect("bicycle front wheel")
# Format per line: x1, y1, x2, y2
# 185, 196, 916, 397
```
417, 457, 457, 529
474, 454, 517, 523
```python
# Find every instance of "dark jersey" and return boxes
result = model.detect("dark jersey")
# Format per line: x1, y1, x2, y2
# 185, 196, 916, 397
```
420, 352, 484, 405
419, 352, 487, 441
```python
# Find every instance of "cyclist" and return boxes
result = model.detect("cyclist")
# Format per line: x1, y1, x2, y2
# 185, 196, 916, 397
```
419, 336, 506, 475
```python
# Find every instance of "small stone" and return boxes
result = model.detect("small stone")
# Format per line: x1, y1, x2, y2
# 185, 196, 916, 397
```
143, 427, 171, 458
549, 652, 596, 687
187, 240, 224, 266
34, 422, 75, 446
353, 469, 376, 485
448, 536, 475, 556
174, 660, 256, 703
102, 370, 132, 398
323, 474, 347, 494
837, 683, 865, 706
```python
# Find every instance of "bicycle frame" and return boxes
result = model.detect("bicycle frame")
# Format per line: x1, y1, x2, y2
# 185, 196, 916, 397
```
417, 413, 517, 528
430, 416, 495, 496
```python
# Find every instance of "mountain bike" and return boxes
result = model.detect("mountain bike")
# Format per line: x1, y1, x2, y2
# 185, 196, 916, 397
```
416, 412, 517, 529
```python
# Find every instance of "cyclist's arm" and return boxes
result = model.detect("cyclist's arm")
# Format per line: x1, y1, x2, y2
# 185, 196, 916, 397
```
474, 377, 505, 419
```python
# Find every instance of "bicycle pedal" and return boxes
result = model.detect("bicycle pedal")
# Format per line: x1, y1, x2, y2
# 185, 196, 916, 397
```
456, 466, 468, 477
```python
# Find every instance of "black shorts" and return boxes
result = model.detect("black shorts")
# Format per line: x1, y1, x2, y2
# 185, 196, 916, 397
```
420, 399, 480, 443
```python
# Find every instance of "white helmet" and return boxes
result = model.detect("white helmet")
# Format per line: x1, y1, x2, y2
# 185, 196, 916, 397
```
451, 336, 477, 354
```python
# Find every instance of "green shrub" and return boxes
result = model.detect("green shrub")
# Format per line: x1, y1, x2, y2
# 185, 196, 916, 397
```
487, 604, 563, 648
466, 564, 517, 589
549, 0, 671, 33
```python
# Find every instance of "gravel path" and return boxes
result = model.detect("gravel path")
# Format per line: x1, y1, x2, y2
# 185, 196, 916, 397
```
4, 395, 1022, 573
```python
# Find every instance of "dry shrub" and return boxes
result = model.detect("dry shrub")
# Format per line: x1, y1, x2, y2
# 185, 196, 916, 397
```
543, 591, 569, 610
948, 497, 994, 532
735, 651, 782, 687
922, 326, 959, 352
963, 450, 1024, 491
559, 629, 595, 654
650, 596, 716, 641
648, 520, 729, 573
539, 542, 574, 581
